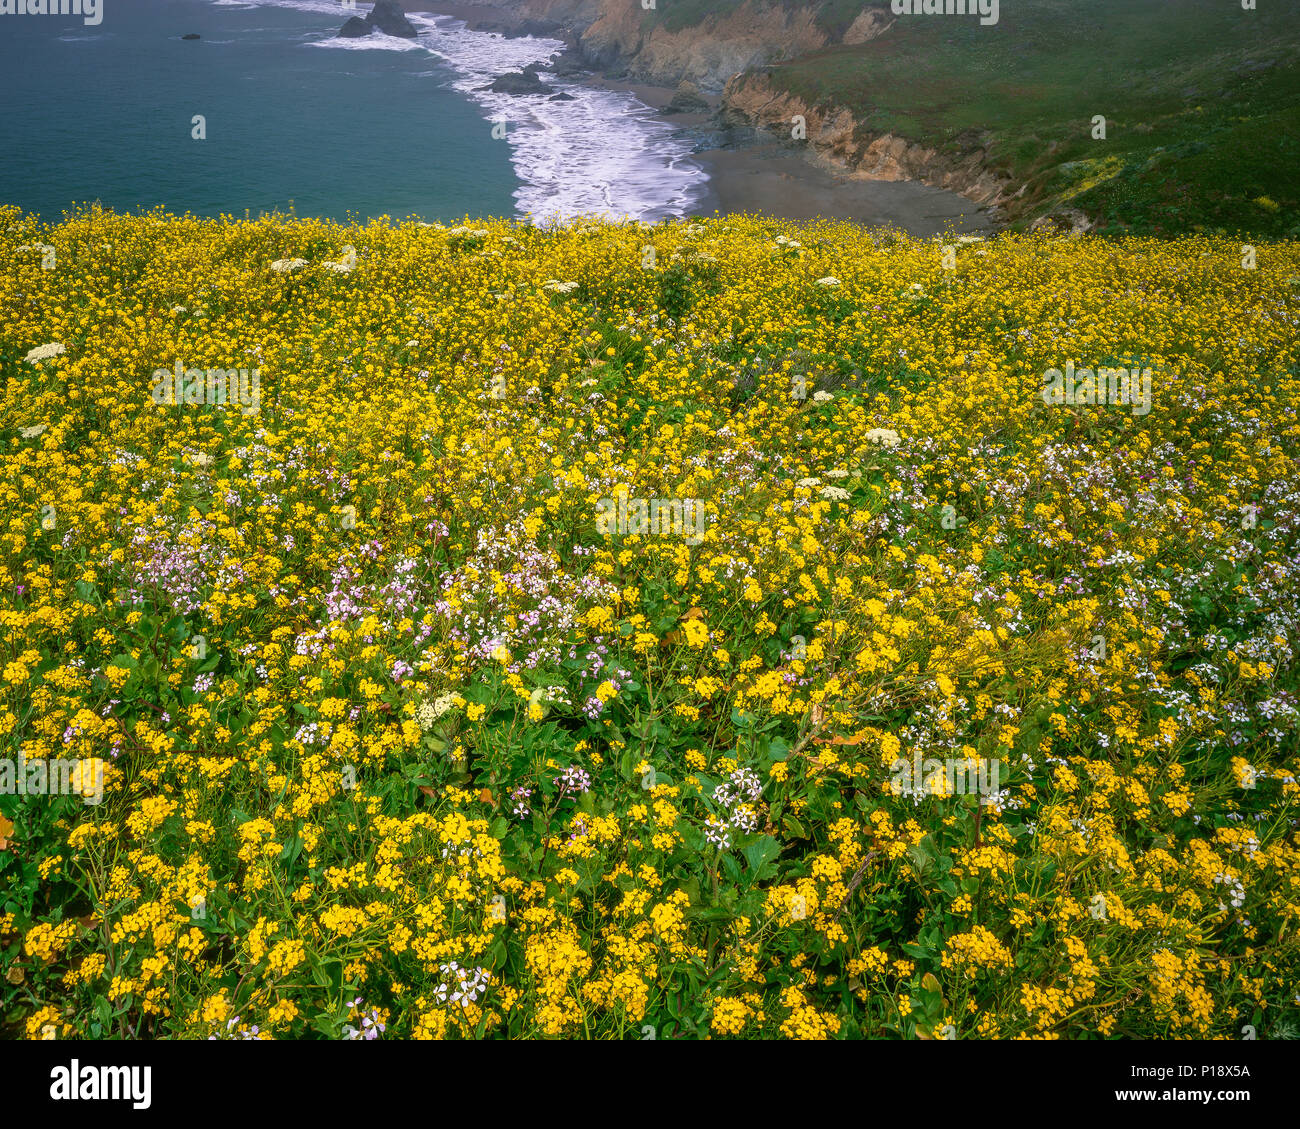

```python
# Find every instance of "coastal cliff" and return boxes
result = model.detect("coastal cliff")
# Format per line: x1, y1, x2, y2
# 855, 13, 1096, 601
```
434, 2, 1010, 213
445, 1, 891, 91
719, 71, 1017, 217
417, 0, 1300, 237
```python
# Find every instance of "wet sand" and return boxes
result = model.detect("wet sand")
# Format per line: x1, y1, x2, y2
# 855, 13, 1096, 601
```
579, 75, 994, 235
689, 145, 994, 235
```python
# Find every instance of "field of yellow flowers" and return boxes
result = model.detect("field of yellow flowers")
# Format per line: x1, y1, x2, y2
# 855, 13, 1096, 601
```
2, 204, 1298, 1040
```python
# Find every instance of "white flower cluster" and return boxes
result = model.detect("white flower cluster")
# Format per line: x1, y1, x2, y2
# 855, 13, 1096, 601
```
434, 962, 491, 1009
704, 813, 731, 849
342, 998, 385, 1040
23, 342, 65, 364
554, 764, 592, 796
1213, 872, 1246, 910
414, 691, 459, 731
865, 427, 902, 448
707, 767, 764, 848
269, 258, 307, 273
542, 279, 579, 293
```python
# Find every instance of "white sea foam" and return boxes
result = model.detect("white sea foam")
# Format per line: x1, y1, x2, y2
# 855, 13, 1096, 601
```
206, 0, 709, 223
416, 13, 707, 223
310, 33, 429, 52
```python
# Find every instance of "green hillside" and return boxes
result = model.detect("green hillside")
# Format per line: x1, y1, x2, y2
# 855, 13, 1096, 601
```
693, 0, 1300, 236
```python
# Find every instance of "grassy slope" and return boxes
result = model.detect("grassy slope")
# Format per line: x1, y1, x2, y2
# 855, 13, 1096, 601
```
704, 0, 1300, 237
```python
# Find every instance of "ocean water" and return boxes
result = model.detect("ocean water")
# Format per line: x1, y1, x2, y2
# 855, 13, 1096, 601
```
0, 0, 708, 225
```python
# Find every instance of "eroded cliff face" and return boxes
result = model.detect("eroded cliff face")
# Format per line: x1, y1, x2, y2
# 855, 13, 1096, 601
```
458, 1, 1013, 214
720, 72, 1017, 213
473, 1, 888, 91
580, 2, 830, 91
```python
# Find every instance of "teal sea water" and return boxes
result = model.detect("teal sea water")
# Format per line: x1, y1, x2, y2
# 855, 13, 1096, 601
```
0, 0, 524, 223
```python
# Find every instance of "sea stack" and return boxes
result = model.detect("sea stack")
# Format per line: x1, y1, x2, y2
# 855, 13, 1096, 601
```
337, 16, 372, 38
365, 1, 417, 38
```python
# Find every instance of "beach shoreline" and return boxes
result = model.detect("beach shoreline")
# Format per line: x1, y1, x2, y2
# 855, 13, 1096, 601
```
406, 3, 995, 233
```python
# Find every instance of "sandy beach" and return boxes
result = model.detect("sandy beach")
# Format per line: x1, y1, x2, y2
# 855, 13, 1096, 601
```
575, 74, 993, 234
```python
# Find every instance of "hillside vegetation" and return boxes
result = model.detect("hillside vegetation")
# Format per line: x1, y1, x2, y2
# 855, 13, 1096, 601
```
2, 206, 1298, 1038
749, 0, 1300, 236
541, 0, 1300, 235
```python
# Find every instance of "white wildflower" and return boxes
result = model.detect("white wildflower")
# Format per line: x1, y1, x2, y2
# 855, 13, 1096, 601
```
24, 343, 65, 364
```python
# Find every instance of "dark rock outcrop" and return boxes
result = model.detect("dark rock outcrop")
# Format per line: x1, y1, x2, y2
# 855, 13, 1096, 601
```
181, 33, 200, 40
366, 0, 417, 38
549, 92, 576, 101
544, 52, 590, 78
337, 16, 372, 38
484, 66, 554, 96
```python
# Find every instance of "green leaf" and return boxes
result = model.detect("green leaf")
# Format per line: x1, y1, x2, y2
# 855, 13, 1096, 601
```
742, 834, 781, 877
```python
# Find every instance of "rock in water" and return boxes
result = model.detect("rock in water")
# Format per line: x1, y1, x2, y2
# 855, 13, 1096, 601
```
484, 68, 554, 95
337, 16, 373, 38
545, 53, 590, 78
366, 0, 417, 38
181, 33, 200, 40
